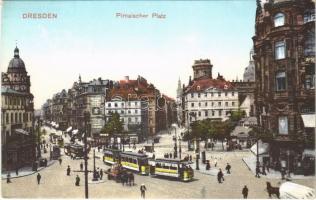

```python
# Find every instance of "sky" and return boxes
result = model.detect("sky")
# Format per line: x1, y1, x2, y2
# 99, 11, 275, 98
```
0, 0, 256, 109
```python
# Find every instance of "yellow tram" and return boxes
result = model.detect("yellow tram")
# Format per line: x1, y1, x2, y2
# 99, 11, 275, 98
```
120, 152, 149, 175
103, 148, 121, 165
149, 158, 194, 182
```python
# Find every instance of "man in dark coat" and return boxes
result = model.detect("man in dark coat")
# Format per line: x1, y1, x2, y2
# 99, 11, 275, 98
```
242, 185, 248, 199
255, 165, 260, 178
59, 158, 62, 165
140, 183, 147, 198
100, 169, 103, 180
217, 169, 224, 183
225, 163, 231, 174
67, 165, 71, 176
7, 173, 11, 183
75, 175, 80, 186
37, 173, 42, 185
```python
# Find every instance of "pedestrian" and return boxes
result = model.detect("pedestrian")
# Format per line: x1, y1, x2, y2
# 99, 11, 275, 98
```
262, 164, 267, 175
75, 175, 80, 186
206, 160, 211, 170
189, 155, 192, 162
15, 168, 19, 176
130, 173, 135, 186
281, 168, 286, 180
37, 173, 41, 185
80, 162, 83, 171
152, 153, 155, 159
169, 153, 172, 158
242, 185, 248, 199
217, 169, 224, 183
140, 183, 147, 198
100, 169, 103, 180
7, 173, 11, 183
215, 159, 218, 167
255, 165, 260, 178
59, 158, 62, 165
67, 165, 71, 176
225, 163, 231, 174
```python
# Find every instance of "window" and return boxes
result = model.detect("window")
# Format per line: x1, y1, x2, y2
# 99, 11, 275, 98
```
274, 13, 285, 27
275, 41, 286, 60
135, 117, 138, 122
212, 111, 215, 116
128, 102, 131, 106
128, 117, 131, 122
219, 110, 222, 116
15, 113, 18, 123
19, 113, 21, 123
204, 93, 207, 97
198, 111, 201, 117
198, 93, 201, 98
226, 111, 230, 116
6, 113, 9, 123
135, 110, 138, 114
191, 93, 194, 98
232, 92, 235, 96
276, 72, 286, 91
121, 118, 124, 122
278, 116, 288, 135
304, 65, 315, 89
211, 102, 214, 106
121, 103, 124, 106
205, 111, 208, 117
191, 103, 194, 107
225, 92, 228, 97
225, 102, 228, 106
211, 93, 214, 97
304, 30, 315, 56
205, 102, 208, 107
198, 102, 201, 107
218, 102, 221, 106
121, 110, 124, 114
218, 92, 221, 97
114, 103, 118, 107
304, 9, 315, 23
128, 110, 131, 114
135, 102, 138, 106
232, 102, 235, 106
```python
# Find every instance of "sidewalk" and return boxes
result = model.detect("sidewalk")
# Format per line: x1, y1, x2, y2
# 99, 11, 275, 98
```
243, 155, 315, 180
1, 159, 57, 180
190, 161, 231, 177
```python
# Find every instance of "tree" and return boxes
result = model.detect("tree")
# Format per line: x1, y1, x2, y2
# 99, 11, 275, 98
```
101, 112, 123, 140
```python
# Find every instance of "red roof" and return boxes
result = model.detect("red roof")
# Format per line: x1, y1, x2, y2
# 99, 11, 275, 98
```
184, 77, 234, 93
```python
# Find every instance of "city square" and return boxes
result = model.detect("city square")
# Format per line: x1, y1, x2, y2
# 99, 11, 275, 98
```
1, 0, 315, 199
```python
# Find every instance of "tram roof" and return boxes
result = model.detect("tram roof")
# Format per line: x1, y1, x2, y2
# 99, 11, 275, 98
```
120, 151, 148, 158
154, 158, 190, 164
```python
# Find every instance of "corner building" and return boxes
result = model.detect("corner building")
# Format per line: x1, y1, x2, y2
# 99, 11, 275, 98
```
253, 0, 315, 174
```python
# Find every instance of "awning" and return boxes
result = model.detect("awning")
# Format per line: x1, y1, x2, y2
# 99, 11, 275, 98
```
301, 114, 316, 128
72, 129, 79, 135
66, 126, 72, 132
15, 129, 29, 136
303, 149, 316, 157
250, 140, 269, 155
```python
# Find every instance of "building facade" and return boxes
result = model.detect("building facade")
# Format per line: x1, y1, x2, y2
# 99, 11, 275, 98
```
1, 47, 36, 170
253, 0, 315, 174
183, 59, 239, 127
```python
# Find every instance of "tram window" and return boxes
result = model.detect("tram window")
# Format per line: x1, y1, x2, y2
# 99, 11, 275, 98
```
133, 159, 137, 164
170, 166, 177, 170
163, 165, 169, 169
156, 163, 161, 167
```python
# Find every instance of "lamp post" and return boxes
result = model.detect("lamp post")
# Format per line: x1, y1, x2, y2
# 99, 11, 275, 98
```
83, 111, 90, 199
179, 136, 182, 160
92, 149, 98, 181
172, 124, 177, 158
196, 138, 200, 170
37, 117, 41, 159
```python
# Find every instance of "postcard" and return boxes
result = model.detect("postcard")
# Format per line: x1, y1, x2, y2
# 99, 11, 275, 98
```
1, 0, 315, 199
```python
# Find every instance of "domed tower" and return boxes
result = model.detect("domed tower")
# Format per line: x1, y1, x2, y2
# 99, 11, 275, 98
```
243, 48, 255, 82
3, 46, 31, 93
192, 59, 213, 80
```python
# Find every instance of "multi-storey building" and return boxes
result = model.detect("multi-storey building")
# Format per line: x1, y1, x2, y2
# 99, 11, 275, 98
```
1, 46, 36, 170
183, 59, 239, 126
253, 0, 315, 174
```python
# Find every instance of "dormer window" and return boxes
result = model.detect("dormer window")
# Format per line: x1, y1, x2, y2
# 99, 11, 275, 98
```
274, 13, 285, 27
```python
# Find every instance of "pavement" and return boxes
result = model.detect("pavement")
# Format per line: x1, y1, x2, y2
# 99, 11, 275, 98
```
243, 155, 315, 180
2, 125, 315, 199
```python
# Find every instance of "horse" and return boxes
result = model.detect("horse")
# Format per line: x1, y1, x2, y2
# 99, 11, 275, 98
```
266, 182, 280, 199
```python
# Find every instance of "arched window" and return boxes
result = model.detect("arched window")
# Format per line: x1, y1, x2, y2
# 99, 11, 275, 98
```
274, 13, 285, 27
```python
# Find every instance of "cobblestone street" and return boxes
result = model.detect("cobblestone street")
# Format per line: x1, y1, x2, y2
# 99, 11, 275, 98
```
2, 127, 315, 198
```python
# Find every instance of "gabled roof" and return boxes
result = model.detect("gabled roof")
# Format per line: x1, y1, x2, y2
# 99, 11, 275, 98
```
184, 77, 235, 93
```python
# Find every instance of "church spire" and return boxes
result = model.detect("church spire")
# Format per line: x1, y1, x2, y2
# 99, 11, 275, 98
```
14, 46, 19, 58
79, 74, 82, 83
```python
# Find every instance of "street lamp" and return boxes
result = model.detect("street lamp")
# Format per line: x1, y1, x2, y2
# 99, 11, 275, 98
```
37, 117, 41, 159
92, 149, 98, 181
196, 138, 200, 170
83, 111, 90, 199
179, 135, 182, 160
172, 124, 177, 158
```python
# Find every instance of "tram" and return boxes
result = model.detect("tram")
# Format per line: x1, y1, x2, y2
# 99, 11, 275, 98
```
120, 151, 149, 175
149, 158, 194, 182
64, 143, 85, 159
103, 148, 121, 165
